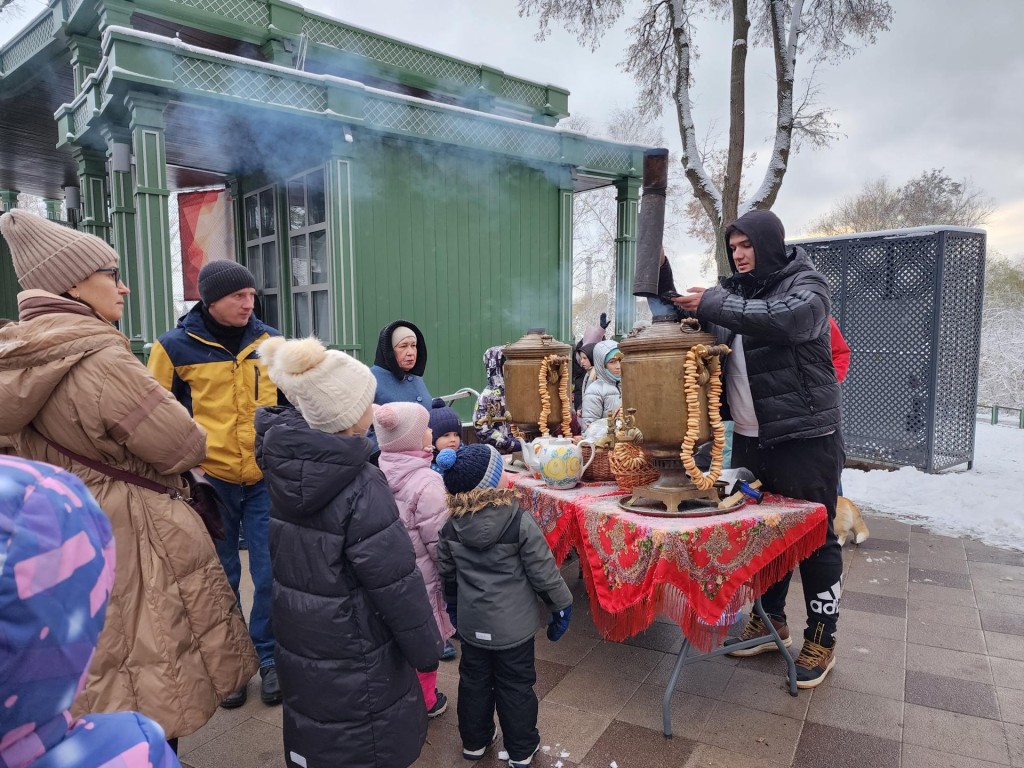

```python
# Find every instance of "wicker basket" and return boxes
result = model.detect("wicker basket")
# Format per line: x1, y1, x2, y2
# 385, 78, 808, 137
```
611, 465, 660, 492
608, 446, 660, 491
581, 443, 615, 482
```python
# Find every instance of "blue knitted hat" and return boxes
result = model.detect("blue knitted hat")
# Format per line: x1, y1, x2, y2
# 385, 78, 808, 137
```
429, 397, 462, 446
436, 444, 503, 495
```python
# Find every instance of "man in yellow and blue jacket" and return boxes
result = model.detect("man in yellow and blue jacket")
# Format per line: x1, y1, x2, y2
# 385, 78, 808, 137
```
149, 260, 282, 709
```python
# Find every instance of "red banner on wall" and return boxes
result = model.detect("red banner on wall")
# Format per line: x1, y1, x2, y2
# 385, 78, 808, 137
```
179, 189, 234, 301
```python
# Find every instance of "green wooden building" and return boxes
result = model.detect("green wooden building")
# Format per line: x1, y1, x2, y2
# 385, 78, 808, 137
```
0, 0, 644, 400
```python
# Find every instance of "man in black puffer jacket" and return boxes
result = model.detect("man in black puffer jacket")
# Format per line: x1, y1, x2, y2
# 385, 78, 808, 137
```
255, 336, 443, 768
673, 209, 844, 689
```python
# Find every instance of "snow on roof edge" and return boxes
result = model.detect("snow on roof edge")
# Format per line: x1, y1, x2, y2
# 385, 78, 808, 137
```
99, 26, 647, 159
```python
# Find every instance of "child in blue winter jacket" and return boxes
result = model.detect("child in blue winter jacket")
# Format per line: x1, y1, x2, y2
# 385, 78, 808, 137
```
0, 456, 180, 768
436, 444, 572, 768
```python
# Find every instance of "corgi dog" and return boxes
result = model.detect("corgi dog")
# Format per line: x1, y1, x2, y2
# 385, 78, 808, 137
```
835, 496, 869, 547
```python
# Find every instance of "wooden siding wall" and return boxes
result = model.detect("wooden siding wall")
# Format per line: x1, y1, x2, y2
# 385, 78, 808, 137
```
352, 138, 564, 415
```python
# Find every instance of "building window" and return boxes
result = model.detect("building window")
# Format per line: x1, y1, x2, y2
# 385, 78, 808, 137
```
288, 167, 331, 343
243, 185, 280, 329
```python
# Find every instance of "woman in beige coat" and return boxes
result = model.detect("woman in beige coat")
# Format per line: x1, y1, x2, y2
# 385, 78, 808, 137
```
0, 210, 257, 742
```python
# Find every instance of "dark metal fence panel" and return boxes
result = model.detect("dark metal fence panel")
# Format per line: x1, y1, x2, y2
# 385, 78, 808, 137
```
795, 227, 986, 472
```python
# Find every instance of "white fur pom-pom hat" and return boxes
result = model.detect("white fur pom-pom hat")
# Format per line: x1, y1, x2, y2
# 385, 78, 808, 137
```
258, 336, 376, 434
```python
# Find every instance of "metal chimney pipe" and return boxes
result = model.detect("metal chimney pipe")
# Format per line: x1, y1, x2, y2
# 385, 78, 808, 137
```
632, 148, 669, 297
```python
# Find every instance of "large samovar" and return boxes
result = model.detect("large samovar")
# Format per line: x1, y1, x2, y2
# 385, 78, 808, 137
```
617, 316, 731, 514
501, 328, 572, 441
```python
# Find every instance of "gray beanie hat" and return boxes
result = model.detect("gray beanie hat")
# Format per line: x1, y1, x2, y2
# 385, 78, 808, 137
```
198, 260, 255, 306
0, 209, 119, 295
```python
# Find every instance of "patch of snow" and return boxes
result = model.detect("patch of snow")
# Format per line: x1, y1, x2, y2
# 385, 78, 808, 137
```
542, 746, 551, 752
498, 752, 509, 761
844, 423, 1024, 552
611, 762, 619, 768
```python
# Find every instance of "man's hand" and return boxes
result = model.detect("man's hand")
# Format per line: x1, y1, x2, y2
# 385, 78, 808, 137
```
672, 286, 707, 313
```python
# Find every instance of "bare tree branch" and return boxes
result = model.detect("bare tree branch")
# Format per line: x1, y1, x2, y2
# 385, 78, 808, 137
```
520, 0, 893, 275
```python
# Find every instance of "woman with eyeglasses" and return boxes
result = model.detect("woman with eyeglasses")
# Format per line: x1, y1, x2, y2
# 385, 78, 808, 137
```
0, 210, 258, 750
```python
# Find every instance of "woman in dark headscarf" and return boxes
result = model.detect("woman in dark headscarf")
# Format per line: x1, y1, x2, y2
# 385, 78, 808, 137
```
371, 320, 432, 407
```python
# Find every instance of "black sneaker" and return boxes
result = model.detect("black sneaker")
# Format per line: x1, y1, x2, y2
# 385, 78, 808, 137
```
260, 665, 282, 705
463, 728, 497, 760
724, 613, 792, 657
794, 639, 836, 689
427, 690, 448, 718
220, 685, 247, 709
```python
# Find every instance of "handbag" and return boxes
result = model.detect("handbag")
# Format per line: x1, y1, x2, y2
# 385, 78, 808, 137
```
42, 436, 225, 541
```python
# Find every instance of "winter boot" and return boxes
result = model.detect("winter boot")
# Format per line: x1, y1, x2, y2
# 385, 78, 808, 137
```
724, 613, 791, 657
794, 639, 836, 688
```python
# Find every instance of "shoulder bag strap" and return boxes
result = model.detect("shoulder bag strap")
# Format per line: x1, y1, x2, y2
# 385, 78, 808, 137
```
41, 434, 183, 500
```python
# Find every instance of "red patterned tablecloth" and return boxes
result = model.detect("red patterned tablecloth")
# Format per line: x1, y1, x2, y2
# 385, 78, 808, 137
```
511, 475, 827, 651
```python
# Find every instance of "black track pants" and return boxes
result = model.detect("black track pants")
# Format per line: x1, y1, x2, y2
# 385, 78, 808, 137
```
732, 431, 845, 645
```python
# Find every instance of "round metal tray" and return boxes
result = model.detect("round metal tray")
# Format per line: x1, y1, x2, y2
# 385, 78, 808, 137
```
617, 493, 745, 518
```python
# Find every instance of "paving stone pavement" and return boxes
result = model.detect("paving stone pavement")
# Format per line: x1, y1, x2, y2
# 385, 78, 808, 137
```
178, 515, 1024, 768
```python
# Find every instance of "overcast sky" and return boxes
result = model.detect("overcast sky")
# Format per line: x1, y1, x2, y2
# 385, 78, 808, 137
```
2, 0, 1019, 281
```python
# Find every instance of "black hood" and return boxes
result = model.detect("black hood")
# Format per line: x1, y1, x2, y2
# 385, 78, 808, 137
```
724, 209, 792, 280
373, 319, 428, 378
255, 405, 374, 519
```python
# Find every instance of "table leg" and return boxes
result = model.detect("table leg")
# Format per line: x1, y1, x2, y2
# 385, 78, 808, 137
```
662, 637, 693, 737
752, 598, 798, 696
660, 597, 798, 738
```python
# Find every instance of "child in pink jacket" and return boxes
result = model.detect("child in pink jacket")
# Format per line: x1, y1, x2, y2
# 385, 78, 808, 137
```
374, 402, 457, 717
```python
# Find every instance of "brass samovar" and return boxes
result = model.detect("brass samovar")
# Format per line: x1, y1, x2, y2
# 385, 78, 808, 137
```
617, 316, 731, 514
501, 328, 572, 441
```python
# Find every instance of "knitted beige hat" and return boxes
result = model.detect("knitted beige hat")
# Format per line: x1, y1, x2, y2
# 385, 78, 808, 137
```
0, 210, 119, 295
258, 336, 377, 434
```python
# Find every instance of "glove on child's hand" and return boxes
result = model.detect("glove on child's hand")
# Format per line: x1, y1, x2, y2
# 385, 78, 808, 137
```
547, 605, 572, 642
445, 602, 458, 630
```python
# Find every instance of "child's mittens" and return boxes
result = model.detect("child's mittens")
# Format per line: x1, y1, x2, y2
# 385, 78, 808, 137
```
445, 602, 458, 630
546, 605, 572, 642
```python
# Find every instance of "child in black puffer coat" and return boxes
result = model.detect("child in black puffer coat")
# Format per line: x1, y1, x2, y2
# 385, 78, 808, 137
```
256, 337, 443, 768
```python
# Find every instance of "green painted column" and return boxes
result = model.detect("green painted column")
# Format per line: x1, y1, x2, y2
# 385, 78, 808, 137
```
557, 170, 574, 344
73, 146, 111, 242
327, 134, 358, 351
0, 190, 19, 320
43, 199, 63, 221
614, 176, 641, 337
125, 92, 174, 340
96, 0, 133, 30
68, 36, 101, 96
102, 124, 143, 343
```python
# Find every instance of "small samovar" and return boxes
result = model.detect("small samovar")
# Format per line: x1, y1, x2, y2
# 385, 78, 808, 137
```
502, 328, 572, 441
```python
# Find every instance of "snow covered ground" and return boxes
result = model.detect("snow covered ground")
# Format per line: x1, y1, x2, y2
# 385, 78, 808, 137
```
843, 421, 1024, 552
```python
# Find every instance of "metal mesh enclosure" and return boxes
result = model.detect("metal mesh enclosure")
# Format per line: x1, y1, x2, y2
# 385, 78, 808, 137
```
795, 227, 986, 472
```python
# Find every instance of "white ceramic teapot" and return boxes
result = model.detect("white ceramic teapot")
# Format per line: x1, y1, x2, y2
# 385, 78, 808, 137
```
519, 437, 595, 490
